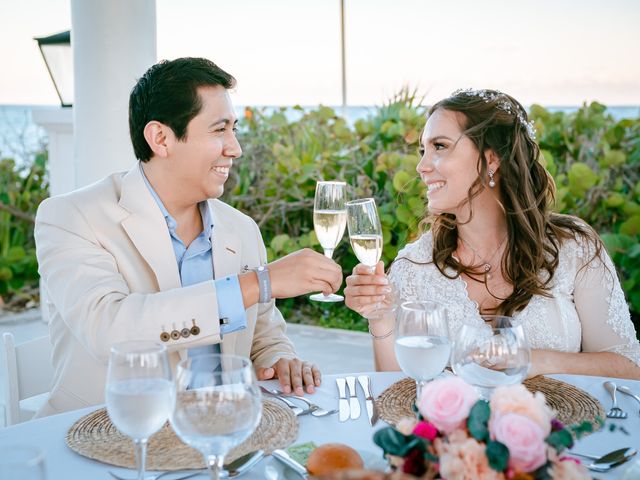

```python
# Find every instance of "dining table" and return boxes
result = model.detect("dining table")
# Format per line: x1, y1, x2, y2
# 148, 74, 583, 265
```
1, 372, 639, 479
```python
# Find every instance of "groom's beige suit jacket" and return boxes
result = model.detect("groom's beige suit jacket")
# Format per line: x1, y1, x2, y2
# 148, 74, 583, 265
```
34, 164, 296, 417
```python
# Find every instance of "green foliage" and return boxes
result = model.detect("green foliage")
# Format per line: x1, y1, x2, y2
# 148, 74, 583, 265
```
0, 152, 48, 305
485, 440, 509, 472
467, 400, 490, 441
224, 99, 640, 329
546, 429, 574, 451
373, 428, 425, 457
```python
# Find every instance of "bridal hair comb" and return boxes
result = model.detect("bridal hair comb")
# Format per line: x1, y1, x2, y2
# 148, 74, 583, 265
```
452, 88, 537, 140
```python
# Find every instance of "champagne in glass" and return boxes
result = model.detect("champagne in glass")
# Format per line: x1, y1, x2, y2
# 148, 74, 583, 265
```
106, 341, 174, 480
346, 198, 383, 269
394, 301, 451, 401
451, 315, 531, 399
311, 181, 347, 302
170, 354, 262, 480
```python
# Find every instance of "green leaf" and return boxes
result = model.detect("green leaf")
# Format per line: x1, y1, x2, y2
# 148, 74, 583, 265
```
620, 216, 640, 236
567, 163, 598, 196
546, 429, 574, 451
467, 400, 490, 441
601, 149, 626, 167
373, 428, 425, 457
270, 234, 291, 253
485, 441, 509, 472
393, 171, 413, 193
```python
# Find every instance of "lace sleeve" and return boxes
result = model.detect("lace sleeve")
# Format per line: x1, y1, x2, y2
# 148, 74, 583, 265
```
573, 237, 640, 366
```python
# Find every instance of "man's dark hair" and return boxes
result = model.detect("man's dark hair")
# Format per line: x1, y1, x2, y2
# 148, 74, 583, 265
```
129, 57, 236, 161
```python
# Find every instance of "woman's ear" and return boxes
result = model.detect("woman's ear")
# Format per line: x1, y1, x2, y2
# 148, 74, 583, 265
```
143, 121, 171, 159
485, 149, 501, 174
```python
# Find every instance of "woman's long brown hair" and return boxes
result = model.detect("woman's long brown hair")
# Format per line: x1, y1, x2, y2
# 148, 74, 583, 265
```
419, 90, 603, 316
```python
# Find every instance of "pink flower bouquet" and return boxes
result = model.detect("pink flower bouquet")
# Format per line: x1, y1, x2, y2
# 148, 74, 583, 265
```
374, 377, 601, 480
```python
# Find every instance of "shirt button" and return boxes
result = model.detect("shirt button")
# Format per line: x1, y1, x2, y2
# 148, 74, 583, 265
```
181, 328, 191, 338
170, 329, 181, 340
160, 332, 170, 342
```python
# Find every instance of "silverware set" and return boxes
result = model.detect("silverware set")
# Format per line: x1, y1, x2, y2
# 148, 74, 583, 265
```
604, 380, 640, 419
259, 385, 339, 417
336, 375, 379, 425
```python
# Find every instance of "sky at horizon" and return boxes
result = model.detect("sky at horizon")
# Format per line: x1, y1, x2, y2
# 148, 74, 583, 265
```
1, 0, 639, 107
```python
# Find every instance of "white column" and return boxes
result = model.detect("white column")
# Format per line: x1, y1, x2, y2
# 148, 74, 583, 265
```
31, 108, 74, 197
71, 0, 156, 188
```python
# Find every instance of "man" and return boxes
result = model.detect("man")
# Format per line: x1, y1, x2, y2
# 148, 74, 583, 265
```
34, 57, 343, 417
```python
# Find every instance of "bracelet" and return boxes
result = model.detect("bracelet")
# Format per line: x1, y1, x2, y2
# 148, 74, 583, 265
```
368, 325, 394, 340
252, 265, 272, 303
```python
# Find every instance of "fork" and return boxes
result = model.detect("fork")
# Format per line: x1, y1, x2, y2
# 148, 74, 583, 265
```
259, 386, 315, 416
604, 381, 628, 419
260, 386, 338, 417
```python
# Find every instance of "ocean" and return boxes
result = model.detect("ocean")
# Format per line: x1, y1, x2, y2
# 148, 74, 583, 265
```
1, 104, 639, 165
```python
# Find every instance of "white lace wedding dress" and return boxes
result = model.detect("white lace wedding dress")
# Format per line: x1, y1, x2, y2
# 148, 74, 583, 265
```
388, 231, 640, 367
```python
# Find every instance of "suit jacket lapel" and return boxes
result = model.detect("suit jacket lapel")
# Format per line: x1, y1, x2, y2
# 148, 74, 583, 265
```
119, 164, 181, 292
209, 200, 243, 355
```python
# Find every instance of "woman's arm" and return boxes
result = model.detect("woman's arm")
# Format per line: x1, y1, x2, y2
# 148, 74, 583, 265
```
344, 262, 401, 372
530, 350, 640, 379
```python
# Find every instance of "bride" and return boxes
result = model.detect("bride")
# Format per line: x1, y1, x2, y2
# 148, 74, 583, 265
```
344, 89, 640, 379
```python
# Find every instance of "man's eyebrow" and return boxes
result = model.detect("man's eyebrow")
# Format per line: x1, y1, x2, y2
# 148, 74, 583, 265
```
208, 118, 238, 128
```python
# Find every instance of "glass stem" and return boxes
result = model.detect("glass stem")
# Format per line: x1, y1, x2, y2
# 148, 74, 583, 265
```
133, 438, 148, 480
206, 454, 225, 480
323, 248, 335, 259
416, 380, 427, 403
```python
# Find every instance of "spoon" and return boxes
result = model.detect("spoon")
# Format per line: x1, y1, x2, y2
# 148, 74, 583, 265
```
586, 448, 638, 472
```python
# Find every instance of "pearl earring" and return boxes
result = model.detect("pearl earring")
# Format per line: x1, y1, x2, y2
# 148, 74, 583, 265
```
488, 169, 496, 188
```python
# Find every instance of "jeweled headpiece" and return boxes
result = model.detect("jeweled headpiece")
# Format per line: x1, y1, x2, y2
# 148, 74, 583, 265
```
451, 88, 537, 140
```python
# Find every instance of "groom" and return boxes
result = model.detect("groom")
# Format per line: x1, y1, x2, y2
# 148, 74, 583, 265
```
34, 57, 343, 416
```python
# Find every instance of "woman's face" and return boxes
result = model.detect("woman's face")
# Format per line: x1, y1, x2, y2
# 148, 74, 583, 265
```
416, 108, 485, 216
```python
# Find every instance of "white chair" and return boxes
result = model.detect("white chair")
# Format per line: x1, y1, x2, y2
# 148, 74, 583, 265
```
1, 332, 54, 426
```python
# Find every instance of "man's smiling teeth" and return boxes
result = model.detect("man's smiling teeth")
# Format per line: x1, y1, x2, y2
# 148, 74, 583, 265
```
212, 166, 229, 174
428, 181, 445, 192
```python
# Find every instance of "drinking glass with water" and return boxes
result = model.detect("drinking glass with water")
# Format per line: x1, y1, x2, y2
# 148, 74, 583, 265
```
451, 315, 531, 399
394, 301, 451, 400
105, 341, 175, 480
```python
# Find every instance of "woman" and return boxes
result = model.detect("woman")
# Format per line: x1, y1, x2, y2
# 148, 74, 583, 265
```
344, 89, 640, 379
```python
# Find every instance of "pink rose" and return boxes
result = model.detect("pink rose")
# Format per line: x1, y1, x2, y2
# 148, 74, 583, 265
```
490, 384, 554, 436
413, 421, 438, 441
418, 377, 479, 434
491, 412, 547, 472
435, 430, 505, 480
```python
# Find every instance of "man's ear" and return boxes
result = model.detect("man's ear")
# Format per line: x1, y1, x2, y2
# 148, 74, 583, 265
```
143, 121, 171, 158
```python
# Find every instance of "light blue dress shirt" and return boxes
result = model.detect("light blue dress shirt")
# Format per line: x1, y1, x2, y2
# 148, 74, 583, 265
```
140, 167, 247, 358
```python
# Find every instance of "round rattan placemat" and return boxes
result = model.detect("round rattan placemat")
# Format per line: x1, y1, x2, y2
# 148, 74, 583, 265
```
66, 399, 297, 470
377, 376, 604, 429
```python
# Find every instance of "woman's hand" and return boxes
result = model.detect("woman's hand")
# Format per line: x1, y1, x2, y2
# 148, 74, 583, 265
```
344, 262, 392, 318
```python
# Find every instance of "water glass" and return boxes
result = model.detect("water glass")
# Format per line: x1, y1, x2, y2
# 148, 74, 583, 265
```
311, 180, 347, 302
0, 445, 46, 480
394, 301, 451, 400
170, 354, 262, 480
451, 315, 531, 399
105, 341, 174, 480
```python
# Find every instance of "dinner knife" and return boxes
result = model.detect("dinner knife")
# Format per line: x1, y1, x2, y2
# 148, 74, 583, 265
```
345, 375, 361, 420
272, 449, 309, 479
357, 375, 379, 426
336, 377, 350, 422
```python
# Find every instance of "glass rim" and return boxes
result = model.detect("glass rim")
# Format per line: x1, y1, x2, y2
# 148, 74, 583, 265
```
316, 180, 346, 185
176, 353, 253, 372
345, 197, 375, 206
399, 300, 445, 312
110, 340, 166, 355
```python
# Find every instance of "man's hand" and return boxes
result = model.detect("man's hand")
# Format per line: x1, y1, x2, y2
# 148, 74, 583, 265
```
269, 249, 343, 298
256, 358, 321, 396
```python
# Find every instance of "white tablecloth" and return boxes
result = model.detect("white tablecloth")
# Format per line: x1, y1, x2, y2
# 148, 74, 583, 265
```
1, 373, 639, 479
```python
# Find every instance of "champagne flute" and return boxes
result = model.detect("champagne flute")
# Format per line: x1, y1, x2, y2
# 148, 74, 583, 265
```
346, 198, 383, 269
451, 315, 531, 400
311, 180, 347, 302
105, 341, 175, 480
394, 301, 451, 401
170, 354, 262, 480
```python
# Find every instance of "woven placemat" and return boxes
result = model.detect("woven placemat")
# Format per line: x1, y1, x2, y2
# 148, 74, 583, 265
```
377, 376, 604, 430
66, 398, 297, 470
